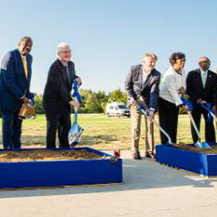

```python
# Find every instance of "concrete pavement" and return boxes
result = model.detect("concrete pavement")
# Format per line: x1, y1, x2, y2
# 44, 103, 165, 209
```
0, 151, 217, 217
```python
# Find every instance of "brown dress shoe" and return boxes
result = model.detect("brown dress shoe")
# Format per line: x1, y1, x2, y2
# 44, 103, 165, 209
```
145, 152, 155, 159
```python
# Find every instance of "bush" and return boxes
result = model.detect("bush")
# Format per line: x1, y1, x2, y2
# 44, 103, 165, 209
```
34, 94, 44, 114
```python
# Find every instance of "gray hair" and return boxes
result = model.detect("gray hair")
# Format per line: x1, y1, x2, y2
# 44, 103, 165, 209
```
143, 53, 158, 61
57, 42, 71, 54
199, 56, 210, 63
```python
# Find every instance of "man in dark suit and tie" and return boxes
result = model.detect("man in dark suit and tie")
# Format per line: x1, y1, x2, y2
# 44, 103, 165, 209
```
186, 57, 217, 143
0, 37, 33, 149
125, 53, 161, 159
43, 43, 81, 148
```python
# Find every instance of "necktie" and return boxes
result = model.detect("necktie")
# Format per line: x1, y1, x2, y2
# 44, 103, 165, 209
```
22, 57, 28, 78
65, 66, 71, 84
201, 72, 207, 88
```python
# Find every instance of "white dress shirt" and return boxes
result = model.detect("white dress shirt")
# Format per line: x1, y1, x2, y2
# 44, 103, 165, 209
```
159, 66, 186, 106
142, 67, 151, 83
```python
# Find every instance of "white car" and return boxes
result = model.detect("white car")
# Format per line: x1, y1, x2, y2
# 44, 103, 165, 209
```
106, 102, 130, 118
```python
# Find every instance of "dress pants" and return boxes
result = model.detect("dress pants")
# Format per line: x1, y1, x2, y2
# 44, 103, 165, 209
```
191, 104, 215, 143
1, 109, 22, 149
130, 104, 154, 154
45, 111, 71, 148
158, 97, 179, 144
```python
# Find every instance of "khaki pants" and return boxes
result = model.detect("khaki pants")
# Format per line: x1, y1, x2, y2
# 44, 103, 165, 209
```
130, 104, 154, 154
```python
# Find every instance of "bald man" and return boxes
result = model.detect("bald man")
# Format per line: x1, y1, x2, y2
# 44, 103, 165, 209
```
43, 43, 82, 148
0, 36, 33, 149
186, 57, 217, 143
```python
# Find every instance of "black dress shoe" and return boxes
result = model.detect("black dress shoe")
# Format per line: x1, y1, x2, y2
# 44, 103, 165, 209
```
132, 152, 142, 160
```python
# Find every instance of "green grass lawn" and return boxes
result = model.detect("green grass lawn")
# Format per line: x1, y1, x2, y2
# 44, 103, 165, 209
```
0, 114, 208, 150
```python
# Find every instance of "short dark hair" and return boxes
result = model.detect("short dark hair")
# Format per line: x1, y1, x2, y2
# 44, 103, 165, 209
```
19, 36, 33, 44
169, 52, 185, 65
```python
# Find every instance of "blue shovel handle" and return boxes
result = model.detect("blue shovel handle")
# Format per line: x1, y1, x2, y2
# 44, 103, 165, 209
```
73, 81, 81, 104
200, 102, 213, 122
180, 97, 193, 111
27, 92, 35, 105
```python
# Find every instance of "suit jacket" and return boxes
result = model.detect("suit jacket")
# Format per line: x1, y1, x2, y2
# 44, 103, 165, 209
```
0, 49, 32, 112
125, 64, 161, 110
186, 69, 217, 105
43, 59, 79, 114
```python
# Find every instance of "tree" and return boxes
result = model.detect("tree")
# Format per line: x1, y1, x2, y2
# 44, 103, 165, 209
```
79, 89, 106, 113
34, 94, 44, 114
95, 90, 108, 113
108, 88, 127, 103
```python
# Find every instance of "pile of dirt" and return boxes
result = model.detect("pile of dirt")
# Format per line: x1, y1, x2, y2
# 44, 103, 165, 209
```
0, 149, 105, 162
176, 142, 217, 154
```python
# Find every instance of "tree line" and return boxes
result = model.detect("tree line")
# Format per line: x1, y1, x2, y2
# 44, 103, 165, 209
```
34, 88, 128, 114
0, 88, 187, 116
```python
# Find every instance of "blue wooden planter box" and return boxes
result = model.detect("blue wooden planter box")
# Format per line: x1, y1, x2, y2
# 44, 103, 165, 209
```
156, 144, 217, 176
0, 147, 122, 189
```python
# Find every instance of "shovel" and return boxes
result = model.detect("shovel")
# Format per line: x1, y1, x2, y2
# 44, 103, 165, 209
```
200, 102, 217, 122
137, 102, 175, 147
187, 111, 211, 149
181, 97, 211, 149
68, 81, 83, 147
200, 101, 217, 140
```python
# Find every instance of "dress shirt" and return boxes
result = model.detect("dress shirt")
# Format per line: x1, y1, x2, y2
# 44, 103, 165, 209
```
200, 69, 208, 88
142, 67, 151, 83
159, 66, 186, 106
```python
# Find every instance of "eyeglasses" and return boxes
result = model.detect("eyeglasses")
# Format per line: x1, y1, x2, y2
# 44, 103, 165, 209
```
20, 43, 32, 49
60, 50, 72, 54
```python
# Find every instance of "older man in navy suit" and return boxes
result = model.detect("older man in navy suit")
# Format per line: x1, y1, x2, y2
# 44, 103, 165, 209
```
43, 43, 81, 148
0, 37, 33, 149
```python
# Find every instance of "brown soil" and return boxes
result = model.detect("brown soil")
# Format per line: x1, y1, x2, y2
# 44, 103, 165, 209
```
177, 142, 217, 154
0, 149, 106, 162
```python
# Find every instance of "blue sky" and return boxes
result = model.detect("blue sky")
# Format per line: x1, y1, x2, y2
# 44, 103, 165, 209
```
0, 0, 216, 94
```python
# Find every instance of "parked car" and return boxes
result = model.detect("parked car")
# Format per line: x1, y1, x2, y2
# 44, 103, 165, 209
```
106, 102, 130, 117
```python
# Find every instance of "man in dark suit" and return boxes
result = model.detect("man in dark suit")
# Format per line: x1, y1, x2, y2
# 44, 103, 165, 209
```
125, 53, 161, 159
43, 43, 81, 148
186, 57, 217, 143
0, 37, 33, 149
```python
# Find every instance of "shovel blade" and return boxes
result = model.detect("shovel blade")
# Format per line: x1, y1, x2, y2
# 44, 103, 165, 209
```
68, 122, 78, 136
68, 124, 83, 147
194, 141, 211, 149
201, 142, 211, 149
194, 142, 203, 149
